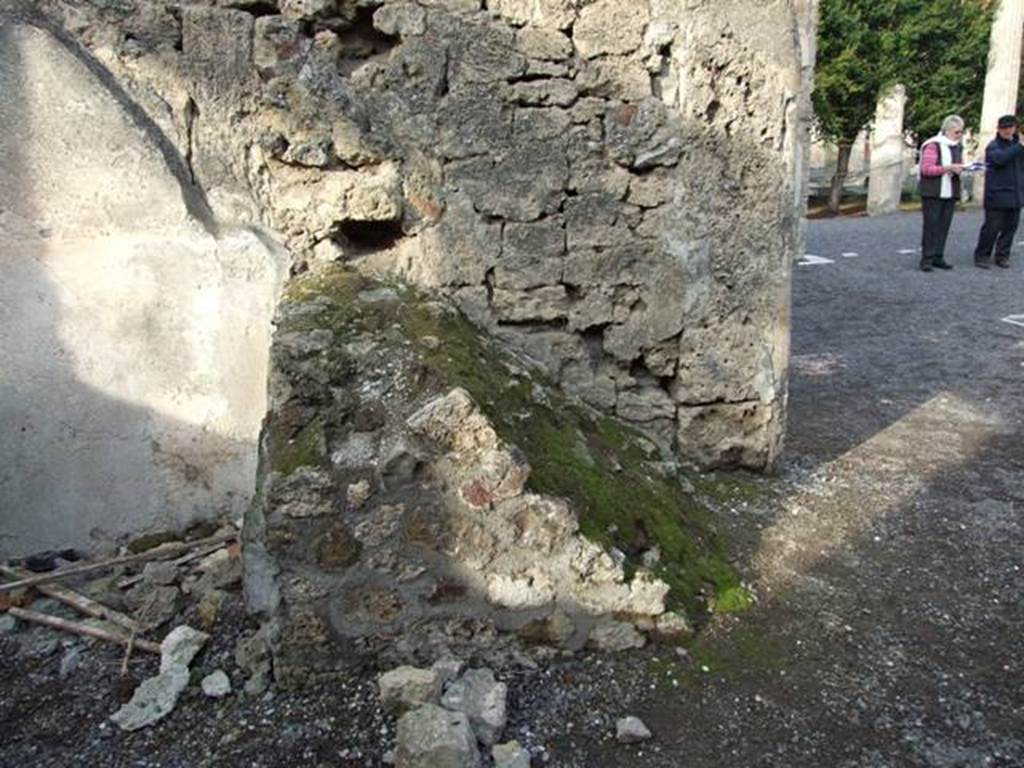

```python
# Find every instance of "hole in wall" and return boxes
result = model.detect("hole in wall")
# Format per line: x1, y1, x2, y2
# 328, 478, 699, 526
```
338, 219, 404, 254
337, 4, 399, 61
228, 1, 281, 18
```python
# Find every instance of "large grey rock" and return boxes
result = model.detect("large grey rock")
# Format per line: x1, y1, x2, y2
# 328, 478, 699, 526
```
440, 668, 508, 746
110, 666, 190, 732
616, 716, 652, 744
379, 666, 444, 714
160, 625, 210, 673
395, 704, 481, 768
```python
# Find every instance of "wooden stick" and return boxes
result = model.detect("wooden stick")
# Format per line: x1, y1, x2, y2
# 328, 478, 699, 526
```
0, 565, 142, 634
116, 541, 228, 590
120, 632, 137, 676
0, 531, 237, 593
7, 606, 161, 654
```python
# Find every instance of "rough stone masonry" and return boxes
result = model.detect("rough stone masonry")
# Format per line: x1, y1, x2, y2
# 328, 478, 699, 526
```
1, 2, 813, 529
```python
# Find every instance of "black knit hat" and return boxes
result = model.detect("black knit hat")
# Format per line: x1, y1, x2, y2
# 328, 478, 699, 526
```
997, 114, 1019, 129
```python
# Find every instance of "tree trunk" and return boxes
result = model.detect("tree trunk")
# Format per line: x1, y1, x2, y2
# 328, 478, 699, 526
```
828, 143, 854, 215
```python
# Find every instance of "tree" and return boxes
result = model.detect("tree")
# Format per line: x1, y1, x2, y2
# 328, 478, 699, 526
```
812, 0, 888, 214
813, 0, 993, 214
886, 0, 993, 140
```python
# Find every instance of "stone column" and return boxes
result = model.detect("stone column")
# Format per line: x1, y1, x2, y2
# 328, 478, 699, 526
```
975, 0, 1024, 203
867, 84, 907, 216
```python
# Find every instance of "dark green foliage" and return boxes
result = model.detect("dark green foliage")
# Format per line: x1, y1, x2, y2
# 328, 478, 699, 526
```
814, 0, 993, 144
888, 0, 994, 139
812, 0, 888, 146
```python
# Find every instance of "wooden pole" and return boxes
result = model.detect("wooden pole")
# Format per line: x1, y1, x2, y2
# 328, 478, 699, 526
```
7, 606, 161, 654
0, 565, 143, 634
0, 531, 236, 593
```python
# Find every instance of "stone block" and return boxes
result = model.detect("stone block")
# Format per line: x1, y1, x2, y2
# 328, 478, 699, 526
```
576, 56, 653, 102
395, 704, 481, 768
495, 217, 566, 290
440, 668, 508, 746
493, 286, 569, 322
574, 0, 649, 58
447, 21, 527, 86
567, 288, 614, 332
676, 401, 776, 470
489, 0, 576, 29
616, 388, 677, 423
410, 193, 500, 287
253, 16, 311, 81
379, 666, 444, 713
511, 79, 579, 107
516, 27, 573, 60
346, 162, 403, 221
447, 139, 567, 221
373, 3, 427, 36
672, 321, 775, 405
438, 85, 513, 159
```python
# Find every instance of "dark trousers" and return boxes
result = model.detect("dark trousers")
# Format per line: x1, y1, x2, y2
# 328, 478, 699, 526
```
973, 207, 1020, 264
921, 197, 957, 264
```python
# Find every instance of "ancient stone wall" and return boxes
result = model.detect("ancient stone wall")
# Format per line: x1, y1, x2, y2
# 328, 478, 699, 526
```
12, 0, 813, 474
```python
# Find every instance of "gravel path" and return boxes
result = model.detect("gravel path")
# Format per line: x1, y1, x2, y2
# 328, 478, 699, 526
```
2, 212, 1022, 767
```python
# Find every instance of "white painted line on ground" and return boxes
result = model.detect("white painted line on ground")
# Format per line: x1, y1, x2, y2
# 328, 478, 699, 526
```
897, 248, 917, 255
798, 254, 834, 266
841, 252, 859, 258
1002, 315, 1024, 328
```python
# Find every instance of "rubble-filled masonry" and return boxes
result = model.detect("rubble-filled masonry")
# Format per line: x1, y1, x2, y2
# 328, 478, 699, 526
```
1, 0, 813, 678
10, 0, 808, 471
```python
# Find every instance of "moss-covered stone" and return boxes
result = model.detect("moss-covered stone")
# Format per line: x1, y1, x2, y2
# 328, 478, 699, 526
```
270, 264, 759, 621
270, 417, 327, 477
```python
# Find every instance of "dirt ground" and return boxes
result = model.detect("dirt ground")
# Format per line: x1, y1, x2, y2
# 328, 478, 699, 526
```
2, 212, 1022, 767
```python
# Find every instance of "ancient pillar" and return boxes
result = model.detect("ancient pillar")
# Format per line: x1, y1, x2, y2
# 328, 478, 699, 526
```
867, 84, 907, 216
975, 0, 1024, 203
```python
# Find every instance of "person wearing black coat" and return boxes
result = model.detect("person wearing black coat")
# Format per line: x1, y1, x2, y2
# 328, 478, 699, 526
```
974, 114, 1024, 269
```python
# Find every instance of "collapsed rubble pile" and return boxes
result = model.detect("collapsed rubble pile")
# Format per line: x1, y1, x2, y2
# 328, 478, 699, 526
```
243, 265, 750, 690
377, 661, 651, 767
0, 526, 248, 731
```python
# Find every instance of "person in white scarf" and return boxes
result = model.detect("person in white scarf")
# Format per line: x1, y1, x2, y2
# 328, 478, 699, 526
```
917, 115, 966, 271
